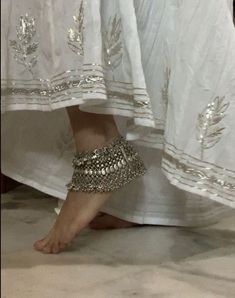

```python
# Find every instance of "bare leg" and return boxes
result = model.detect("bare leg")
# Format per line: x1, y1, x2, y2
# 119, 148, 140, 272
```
34, 107, 120, 254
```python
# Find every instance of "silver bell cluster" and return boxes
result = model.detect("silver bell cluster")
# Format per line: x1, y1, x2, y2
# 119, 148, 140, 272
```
67, 136, 147, 192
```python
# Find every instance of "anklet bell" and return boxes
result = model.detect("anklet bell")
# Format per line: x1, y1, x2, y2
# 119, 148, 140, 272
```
66, 136, 146, 192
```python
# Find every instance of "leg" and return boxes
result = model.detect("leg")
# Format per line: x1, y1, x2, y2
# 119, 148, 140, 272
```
34, 107, 120, 254
66, 106, 120, 152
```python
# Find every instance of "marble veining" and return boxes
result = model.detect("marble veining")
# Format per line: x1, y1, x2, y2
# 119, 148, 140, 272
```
2, 185, 235, 298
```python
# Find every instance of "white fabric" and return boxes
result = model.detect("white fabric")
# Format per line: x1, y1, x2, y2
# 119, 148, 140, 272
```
1, 109, 229, 226
1, 0, 235, 222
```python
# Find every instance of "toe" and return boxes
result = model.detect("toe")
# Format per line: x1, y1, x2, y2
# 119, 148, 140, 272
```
34, 237, 48, 251
58, 242, 68, 252
34, 230, 54, 251
42, 243, 53, 254
52, 242, 60, 254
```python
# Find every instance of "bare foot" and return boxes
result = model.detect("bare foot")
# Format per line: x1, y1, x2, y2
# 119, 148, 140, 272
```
89, 213, 141, 230
34, 191, 111, 254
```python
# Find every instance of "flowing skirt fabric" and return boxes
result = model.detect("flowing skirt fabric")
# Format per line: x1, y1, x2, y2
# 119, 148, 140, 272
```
1, 0, 235, 224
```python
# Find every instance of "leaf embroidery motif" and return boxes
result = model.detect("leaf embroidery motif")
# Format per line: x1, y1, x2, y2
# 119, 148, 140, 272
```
10, 14, 38, 75
196, 96, 229, 160
68, 0, 84, 56
103, 15, 123, 80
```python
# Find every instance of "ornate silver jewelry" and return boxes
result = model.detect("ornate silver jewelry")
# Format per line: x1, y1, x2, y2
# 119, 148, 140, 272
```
67, 136, 146, 192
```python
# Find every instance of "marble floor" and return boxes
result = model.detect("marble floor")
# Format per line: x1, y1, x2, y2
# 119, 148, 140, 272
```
1, 185, 235, 298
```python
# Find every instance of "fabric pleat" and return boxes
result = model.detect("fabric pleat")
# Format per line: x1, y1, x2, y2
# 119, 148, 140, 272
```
1, 0, 235, 212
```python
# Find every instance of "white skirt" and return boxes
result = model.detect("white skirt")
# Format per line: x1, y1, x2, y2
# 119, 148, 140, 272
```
1, 0, 235, 223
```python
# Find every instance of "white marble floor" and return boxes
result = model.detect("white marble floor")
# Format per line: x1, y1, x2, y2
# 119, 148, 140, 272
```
2, 186, 235, 298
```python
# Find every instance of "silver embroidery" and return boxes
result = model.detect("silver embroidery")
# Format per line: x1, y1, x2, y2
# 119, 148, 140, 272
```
196, 96, 229, 160
162, 142, 235, 204
103, 15, 123, 79
134, 100, 150, 108
161, 68, 171, 114
68, 0, 84, 56
2, 74, 105, 98
162, 151, 235, 193
10, 14, 38, 75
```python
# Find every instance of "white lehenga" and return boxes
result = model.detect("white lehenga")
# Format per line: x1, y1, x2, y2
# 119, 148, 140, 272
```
1, 0, 235, 225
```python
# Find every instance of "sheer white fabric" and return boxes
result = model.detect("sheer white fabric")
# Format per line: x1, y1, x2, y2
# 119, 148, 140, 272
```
1, 0, 235, 222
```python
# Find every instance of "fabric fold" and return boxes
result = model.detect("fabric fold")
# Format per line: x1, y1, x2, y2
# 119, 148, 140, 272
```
1, 0, 235, 207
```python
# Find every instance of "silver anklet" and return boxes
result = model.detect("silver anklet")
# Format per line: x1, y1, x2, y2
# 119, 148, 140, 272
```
66, 136, 147, 192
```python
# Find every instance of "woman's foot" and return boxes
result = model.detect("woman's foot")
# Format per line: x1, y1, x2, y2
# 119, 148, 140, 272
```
34, 107, 131, 254
89, 213, 141, 230
34, 191, 111, 254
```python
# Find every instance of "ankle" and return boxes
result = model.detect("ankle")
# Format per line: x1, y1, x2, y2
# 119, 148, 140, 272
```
74, 128, 120, 152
